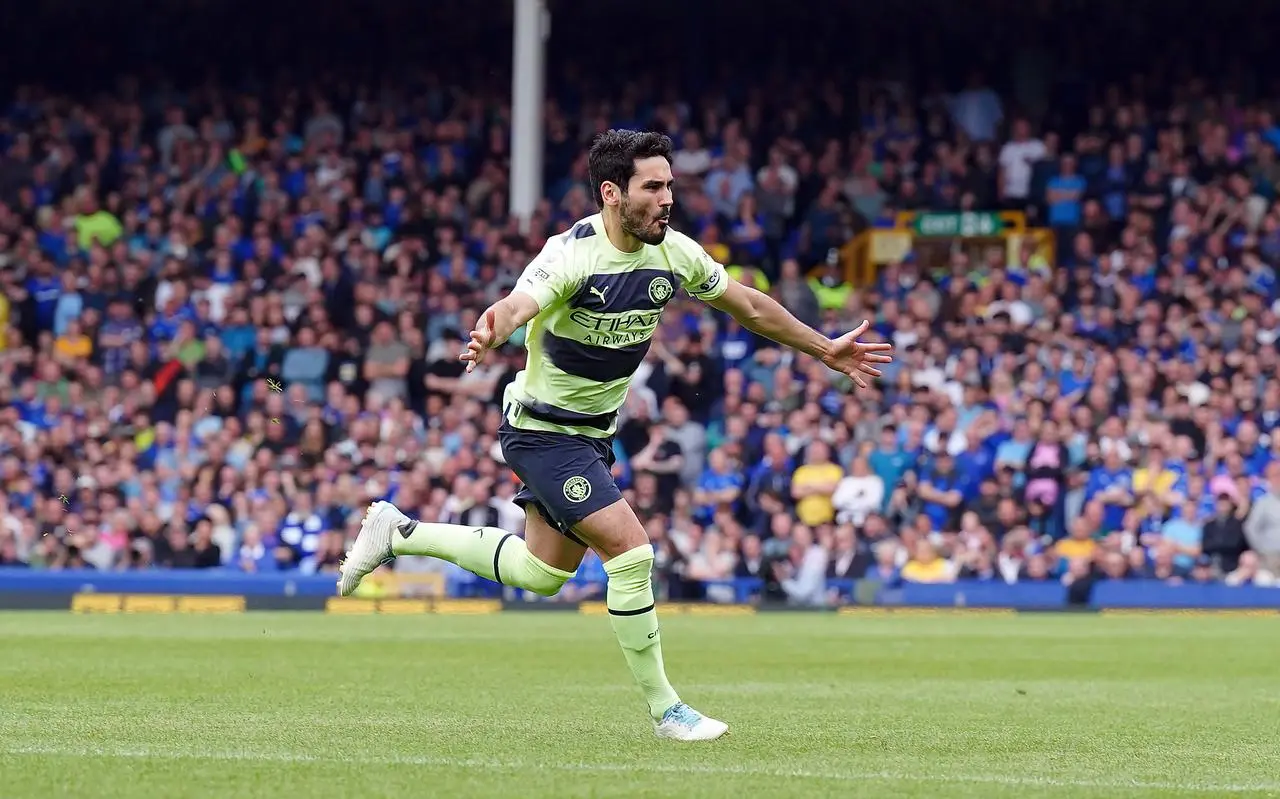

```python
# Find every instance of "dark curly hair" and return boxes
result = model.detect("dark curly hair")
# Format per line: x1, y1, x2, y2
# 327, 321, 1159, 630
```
587, 129, 673, 209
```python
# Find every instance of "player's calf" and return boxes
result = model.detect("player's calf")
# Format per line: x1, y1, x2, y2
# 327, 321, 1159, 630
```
601, 541, 729, 740
570, 500, 729, 740
339, 502, 575, 597
395, 517, 575, 597
603, 544, 681, 716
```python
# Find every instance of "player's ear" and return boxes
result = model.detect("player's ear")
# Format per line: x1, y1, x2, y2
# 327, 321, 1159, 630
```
600, 181, 621, 207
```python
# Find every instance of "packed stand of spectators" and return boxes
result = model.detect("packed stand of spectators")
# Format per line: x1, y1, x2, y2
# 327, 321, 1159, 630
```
3, 33, 1280, 603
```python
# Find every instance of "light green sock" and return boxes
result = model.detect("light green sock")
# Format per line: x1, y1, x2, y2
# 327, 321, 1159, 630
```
604, 545, 680, 722
392, 521, 574, 597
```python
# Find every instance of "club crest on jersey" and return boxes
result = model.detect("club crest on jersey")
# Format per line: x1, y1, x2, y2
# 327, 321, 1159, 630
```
563, 475, 592, 503
648, 276, 674, 304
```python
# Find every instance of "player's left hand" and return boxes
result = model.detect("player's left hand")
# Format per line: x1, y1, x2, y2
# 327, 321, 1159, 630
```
820, 320, 894, 389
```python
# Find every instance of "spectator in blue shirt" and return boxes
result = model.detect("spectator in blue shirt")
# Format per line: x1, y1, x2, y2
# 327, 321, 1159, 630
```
230, 525, 276, 573
954, 435, 996, 501
716, 319, 756, 371
1159, 500, 1205, 572
995, 418, 1035, 478
745, 433, 795, 517
1058, 356, 1092, 401
918, 452, 966, 532
694, 448, 745, 525
1236, 421, 1272, 475
1046, 154, 1087, 229
868, 426, 913, 511
25, 261, 61, 332
1085, 449, 1135, 534
52, 272, 83, 337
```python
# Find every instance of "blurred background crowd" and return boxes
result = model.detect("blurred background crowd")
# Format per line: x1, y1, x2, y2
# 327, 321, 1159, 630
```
2, 0, 1280, 605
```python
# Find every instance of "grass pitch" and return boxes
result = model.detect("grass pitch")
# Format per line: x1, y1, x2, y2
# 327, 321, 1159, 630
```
1, 611, 1278, 798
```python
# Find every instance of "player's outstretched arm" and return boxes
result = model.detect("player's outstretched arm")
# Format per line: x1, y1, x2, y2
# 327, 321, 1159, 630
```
460, 292, 541, 373
706, 278, 893, 389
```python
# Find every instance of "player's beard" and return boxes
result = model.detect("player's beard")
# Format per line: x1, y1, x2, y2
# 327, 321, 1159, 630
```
620, 194, 669, 245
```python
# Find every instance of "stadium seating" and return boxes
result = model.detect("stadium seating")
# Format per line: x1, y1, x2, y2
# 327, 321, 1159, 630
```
2, 0, 1279, 611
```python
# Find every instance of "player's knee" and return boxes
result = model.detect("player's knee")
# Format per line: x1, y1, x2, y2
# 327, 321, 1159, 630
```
526, 572, 571, 597
522, 552, 575, 597
603, 544, 655, 592
623, 544, 655, 571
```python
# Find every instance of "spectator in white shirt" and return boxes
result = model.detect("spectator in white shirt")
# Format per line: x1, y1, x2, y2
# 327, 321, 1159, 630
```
775, 525, 830, 606
672, 130, 712, 178
686, 530, 739, 603
832, 458, 885, 525
998, 118, 1047, 209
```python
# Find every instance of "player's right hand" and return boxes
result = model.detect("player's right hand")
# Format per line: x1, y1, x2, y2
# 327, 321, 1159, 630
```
460, 307, 498, 373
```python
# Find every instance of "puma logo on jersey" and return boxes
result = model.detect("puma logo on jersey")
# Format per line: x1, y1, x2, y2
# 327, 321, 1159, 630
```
588, 285, 609, 304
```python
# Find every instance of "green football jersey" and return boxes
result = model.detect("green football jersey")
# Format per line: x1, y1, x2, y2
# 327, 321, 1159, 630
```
503, 214, 730, 438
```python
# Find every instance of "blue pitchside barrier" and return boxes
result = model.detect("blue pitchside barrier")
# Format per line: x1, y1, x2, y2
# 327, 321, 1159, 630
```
878, 581, 1070, 609
1089, 581, 1280, 609
1, 569, 1278, 609
0, 568, 340, 596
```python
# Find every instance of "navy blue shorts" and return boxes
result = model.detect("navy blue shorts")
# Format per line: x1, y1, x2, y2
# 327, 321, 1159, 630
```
498, 419, 623, 545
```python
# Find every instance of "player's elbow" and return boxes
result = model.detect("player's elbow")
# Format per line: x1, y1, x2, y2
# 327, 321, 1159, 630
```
732, 287, 768, 326
709, 281, 764, 326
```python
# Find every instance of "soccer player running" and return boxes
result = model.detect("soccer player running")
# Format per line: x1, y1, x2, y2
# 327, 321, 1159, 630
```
338, 130, 892, 741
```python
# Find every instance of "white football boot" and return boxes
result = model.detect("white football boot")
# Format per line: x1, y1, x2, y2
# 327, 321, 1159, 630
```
653, 703, 730, 741
337, 501, 411, 596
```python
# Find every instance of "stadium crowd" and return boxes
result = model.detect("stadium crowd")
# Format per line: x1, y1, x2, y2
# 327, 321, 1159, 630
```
3, 9, 1280, 607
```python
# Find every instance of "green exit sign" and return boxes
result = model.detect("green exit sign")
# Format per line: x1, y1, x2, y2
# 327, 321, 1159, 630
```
913, 212, 1005, 237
